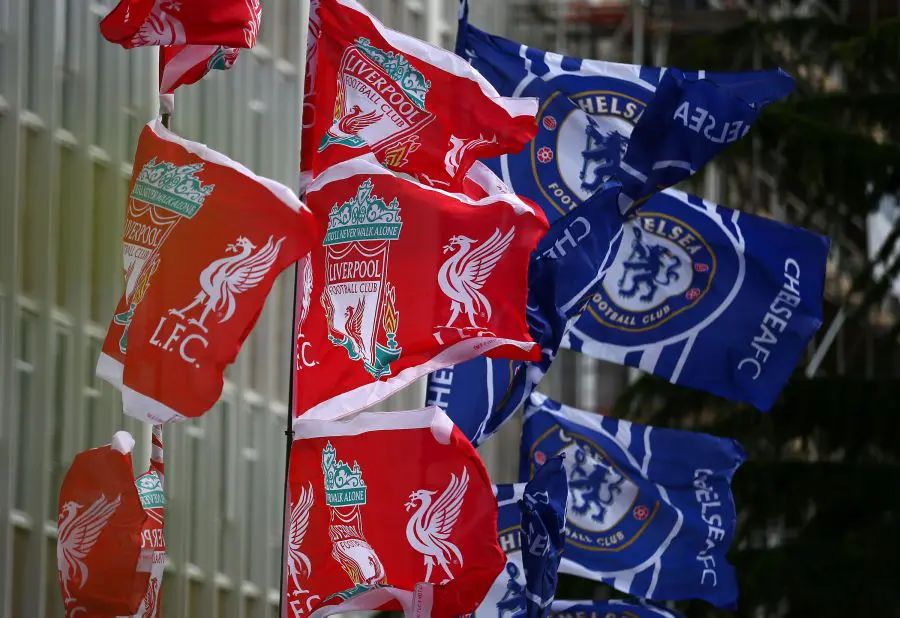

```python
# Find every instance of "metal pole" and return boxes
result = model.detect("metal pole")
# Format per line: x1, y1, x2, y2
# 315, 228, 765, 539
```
279, 2, 312, 615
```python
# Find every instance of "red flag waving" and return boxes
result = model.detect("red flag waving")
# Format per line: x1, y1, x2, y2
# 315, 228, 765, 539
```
100, 0, 261, 49
285, 407, 505, 617
300, 0, 538, 189
159, 44, 240, 94
97, 119, 314, 423
57, 432, 165, 617
293, 154, 547, 420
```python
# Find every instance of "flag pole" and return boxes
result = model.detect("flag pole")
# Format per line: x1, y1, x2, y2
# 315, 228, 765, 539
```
280, 3, 312, 615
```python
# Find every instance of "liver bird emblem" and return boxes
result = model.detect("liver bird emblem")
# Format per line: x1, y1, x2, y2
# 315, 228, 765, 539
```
344, 297, 368, 362
287, 482, 314, 595
325, 105, 383, 142
56, 494, 122, 601
131, 0, 186, 46
437, 228, 515, 329
404, 467, 469, 584
297, 254, 313, 337
170, 235, 284, 332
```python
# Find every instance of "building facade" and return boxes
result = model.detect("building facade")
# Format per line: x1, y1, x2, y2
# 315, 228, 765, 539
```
0, 1, 590, 616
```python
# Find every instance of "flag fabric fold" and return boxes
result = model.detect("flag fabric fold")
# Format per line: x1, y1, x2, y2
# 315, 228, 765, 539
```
56, 431, 166, 617
471, 461, 567, 618
300, 0, 538, 189
100, 0, 261, 49
521, 393, 746, 608
96, 118, 313, 423
159, 44, 240, 95
426, 185, 624, 445
285, 406, 505, 617
564, 188, 830, 411
614, 67, 794, 211
455, 17, 793, 220
294, 154, 547, 421
519, 457, 568, 618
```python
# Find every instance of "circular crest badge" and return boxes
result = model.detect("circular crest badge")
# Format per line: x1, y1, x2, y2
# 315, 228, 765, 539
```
579, 195, 744, 348
528, 425, 677, 562
517, 79, 651, 219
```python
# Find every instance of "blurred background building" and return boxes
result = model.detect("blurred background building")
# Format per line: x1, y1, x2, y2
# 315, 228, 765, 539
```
2, 0, 898, 616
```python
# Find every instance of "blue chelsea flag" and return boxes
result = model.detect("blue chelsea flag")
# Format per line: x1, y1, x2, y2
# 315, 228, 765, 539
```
564, 189, 830, 411
426, 187, 624, 444
550, 600, 684, 618
473, 463, 568, 618
521, 393, 746, 608
455, 13, 794, 220
520, 457, 568, 618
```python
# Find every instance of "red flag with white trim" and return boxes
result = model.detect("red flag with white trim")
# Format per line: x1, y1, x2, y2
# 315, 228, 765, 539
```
97, 119, 314, 423
57, 431, 166, 618
300, 0, 538, 189
100, 0, 261, 49
284, 407, 505, 617
159, 44, 240, 94
292, 154, 547, 420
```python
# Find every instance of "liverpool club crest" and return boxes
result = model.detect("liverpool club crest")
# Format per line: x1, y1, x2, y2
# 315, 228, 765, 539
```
321, 442, 387, 594
116, 158, 215, 353
322, 179, 403, 379
319, 37, 433, 168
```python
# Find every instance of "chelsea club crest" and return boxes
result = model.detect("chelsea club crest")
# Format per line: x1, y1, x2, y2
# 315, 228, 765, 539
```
527, 88, 647, 218
576, 192, 745, 350
528, 427, 668, 556
590, 212, 715, 332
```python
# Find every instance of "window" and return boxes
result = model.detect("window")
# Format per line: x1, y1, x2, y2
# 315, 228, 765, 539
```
83, 336, 104, 450
14, 310, 36, 510
56, 147, 78, 308
47, 329, 69, 521
61, 0, 81, 132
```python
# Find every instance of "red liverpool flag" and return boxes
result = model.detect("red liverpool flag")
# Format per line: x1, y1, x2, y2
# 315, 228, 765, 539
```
96, 119, 313, 423
159, 44, 240, 94
293, 154, 548, 420
100, 0, 261, 49
300, 0, 538, 189
284, 407, 505, 617
57, 431, 165, 617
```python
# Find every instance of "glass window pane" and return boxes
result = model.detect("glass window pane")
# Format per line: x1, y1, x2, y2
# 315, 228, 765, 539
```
48, 329, 69, 520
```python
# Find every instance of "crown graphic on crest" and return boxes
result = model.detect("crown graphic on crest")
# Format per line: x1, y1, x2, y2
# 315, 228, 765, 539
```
354, 38, 431, 109
323, 179, 403, 246
132, 158, 215, 219
322, 441, 367, 507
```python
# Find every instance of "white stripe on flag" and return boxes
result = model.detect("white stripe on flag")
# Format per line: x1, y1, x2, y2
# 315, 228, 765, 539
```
619, 160, 648, 183
160, 44, 219, 94
652, 160, 694, 172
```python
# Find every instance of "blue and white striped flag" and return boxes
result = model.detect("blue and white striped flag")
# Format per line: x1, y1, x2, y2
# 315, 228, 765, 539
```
475, 461, 568, 618
455, 13, 794, 220
449, 12, 824, 409
522, 393, 745, 608
520, 457, 568, 617
563, 188, 829, 410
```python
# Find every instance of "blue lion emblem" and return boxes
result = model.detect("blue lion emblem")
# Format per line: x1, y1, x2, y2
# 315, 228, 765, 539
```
495, 562, 526, 618
569, 448, 626, 525
580, 124, 627, 193
617, 227, 682, 303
